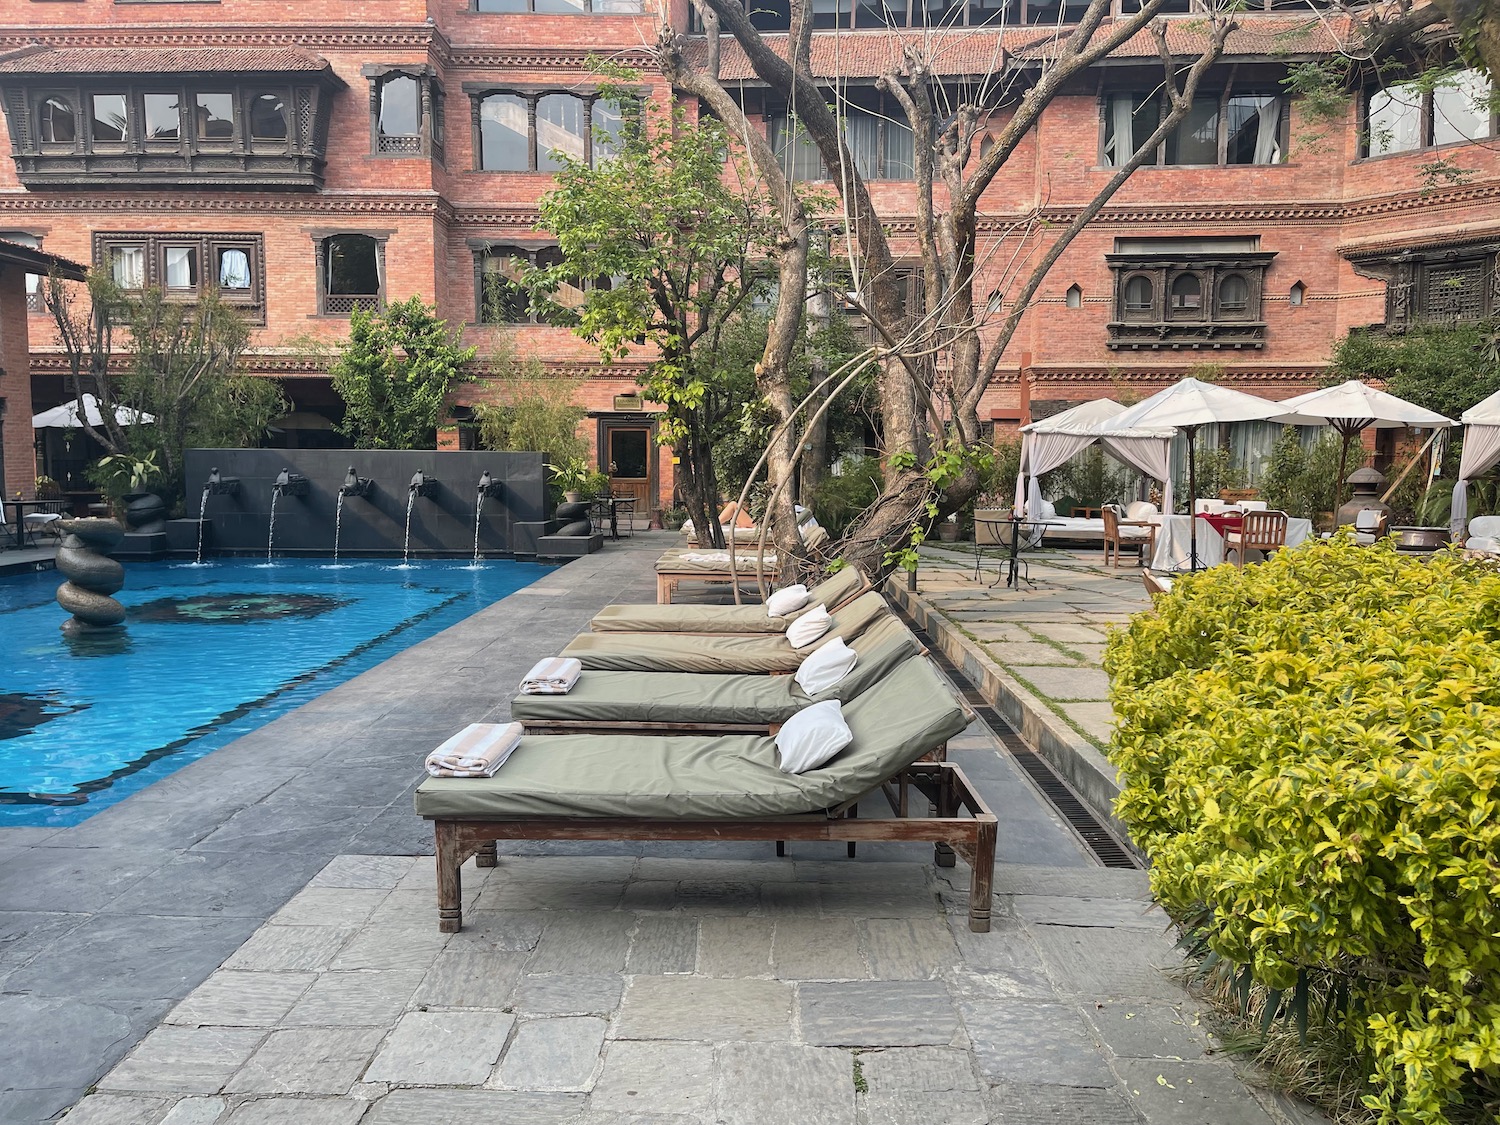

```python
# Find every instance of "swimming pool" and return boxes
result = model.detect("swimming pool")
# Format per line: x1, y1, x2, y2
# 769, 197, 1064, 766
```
0, 558, 555, 827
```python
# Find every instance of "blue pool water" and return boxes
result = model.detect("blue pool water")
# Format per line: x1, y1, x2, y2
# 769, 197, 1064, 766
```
0, 558, 555, 827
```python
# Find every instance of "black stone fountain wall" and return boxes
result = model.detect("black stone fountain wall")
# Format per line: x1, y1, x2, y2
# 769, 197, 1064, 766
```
182, 449, 555, 558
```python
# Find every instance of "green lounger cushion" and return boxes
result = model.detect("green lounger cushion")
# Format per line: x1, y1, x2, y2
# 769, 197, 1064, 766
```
589, 567, 869, 634
560, 591, 889, 673
655, 547, 780, 575
415, 655, 968, 820
513, 613, 919, 726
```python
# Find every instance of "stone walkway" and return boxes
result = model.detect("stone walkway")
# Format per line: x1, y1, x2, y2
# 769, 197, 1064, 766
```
5, 532, 1325, 1124
906, 543, 1152, 749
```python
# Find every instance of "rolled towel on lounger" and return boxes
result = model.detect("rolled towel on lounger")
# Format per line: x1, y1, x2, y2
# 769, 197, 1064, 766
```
520, 657, 583, 695
425, 722, 524, 777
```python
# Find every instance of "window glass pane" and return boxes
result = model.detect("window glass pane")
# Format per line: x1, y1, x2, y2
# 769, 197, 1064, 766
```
481, 251, 531, 322
1170, 272, 1202, 312
1224, 95, 1281, 164
1102, 94, 1159, 166
536, 94, 586, 171
1366, 85, 1421, 155
596, 0, 645, 10
480, 94, 530, 170
1218, 273, 1249, 314
110, 245, 145, 289
91, 94, 128, 143
535, 0, 586, 11
218, 248, 253, 290
164, 246, 198, 290
531, 246, 584, 324
195, 94, 235, 141
592, 98, 627, 163
609, 429, 649, 479
967, 0, 1012, 25
250, 93, 288, 141
1163, 98, 1218, 164
1432, 69, 1492, 145
883, 107, 915, 179
812, 0, 852, 28
327, 235, 380, 295
40, 97, 74, 143
856, 0, 906, 27
379, 76, 421, 136
143, 94, 180, 141
476, 0, 528, 9
748, 0, 791, 28
846, 107, 881, 179
1123, 274, 1153, 316
769, 113, 826, 180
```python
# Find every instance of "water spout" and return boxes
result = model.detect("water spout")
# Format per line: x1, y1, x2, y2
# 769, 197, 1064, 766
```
195, 486, 211, 565
273, 468, 309, 499
477, 471, 502, 499
267, 488, 279, 562
333, 490, 345, 563
408, 471, 439, 499
402, 489, 416, 564
205, 466, 240, 497
340, 467, 373, 500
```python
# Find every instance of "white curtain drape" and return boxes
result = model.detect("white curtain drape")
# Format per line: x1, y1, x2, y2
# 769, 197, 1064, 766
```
1013, 432, 1098, 515
218, 249, 252, 290
1102, 435, 1174, 514
1104, 96, 1136, 166
1451, 423, 1500, 539
1253, 97, 1282, 164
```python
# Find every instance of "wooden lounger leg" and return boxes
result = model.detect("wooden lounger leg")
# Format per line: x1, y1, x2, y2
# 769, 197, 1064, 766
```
476, 841, 498, 868
934, 778, 956, 868
657, 573, 672, 604
847, 804, 857, 858
776, 841, 786, 857
435, 821, 466, 934
967, 817, 997, 933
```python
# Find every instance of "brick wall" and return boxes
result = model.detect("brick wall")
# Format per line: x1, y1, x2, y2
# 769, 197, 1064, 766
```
0, 263, 35, 501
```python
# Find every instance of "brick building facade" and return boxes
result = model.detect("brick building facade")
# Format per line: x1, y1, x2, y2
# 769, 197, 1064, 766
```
0, 0, 1495, 507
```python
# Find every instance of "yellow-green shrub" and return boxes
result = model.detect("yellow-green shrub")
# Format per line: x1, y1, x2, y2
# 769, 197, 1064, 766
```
1104, 539, 1500, 1123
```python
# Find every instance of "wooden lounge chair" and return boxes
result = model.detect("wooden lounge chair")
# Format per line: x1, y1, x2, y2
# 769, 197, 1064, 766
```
562, 590, 890, 674
415, 654, 998, 932
591, 566, 870, 634
517, 615, 925, 733
655, 545, 781, 604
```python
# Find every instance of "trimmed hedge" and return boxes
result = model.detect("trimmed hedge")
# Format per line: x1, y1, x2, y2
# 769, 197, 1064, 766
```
1104, 539, 1500, 1123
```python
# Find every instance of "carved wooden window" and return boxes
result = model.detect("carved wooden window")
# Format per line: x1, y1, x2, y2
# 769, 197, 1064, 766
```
475, 244, 597, 325
365, 68, 443, 160
1420, 260, 1486, 321
767, 93, 914, 182
474, 0, 643, 12
1101, 89, 1286, 166
249, 93, 288, 142
94, 232, 266, 322
38, 95, 75, 144
474, 91, 627, 171
1107, 239, 1273, 349
321, 235, 383, 316
90, 93, 128, 145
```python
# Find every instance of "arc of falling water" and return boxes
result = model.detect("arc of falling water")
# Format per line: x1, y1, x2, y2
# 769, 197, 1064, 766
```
195, 486, 210, 565
266, 489, 279, 561
333, 490, 345, 564
473, 491, 485, 564
402, 489, 415, 564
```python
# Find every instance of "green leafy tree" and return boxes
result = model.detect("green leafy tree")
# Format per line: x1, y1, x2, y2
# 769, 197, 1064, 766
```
1328, 321, 1500, 423
44, 271, 286, 507
473, 337, 589, 464
528, 95, 782, 546
331, 296, 476, 449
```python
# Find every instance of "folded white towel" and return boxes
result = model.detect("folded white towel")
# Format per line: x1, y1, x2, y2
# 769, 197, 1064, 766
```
520, 656, 582, 695
425, 722, 524, 777
679, 551, 777, 565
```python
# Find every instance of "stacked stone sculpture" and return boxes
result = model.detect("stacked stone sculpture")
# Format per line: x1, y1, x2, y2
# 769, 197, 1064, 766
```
554, 499, 593, 537
54, 518, 127, 634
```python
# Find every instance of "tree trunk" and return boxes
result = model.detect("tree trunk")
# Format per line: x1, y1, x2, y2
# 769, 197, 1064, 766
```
675, 430, 724, 550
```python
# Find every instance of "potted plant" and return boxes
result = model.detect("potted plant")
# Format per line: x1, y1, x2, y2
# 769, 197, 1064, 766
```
90, 452, 165, 533
546, 457, 592, 504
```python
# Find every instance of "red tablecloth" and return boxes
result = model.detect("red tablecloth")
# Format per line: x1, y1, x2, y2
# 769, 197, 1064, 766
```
1196, 512, 1243, 538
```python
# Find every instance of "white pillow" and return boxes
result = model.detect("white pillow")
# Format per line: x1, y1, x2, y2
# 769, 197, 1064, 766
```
767, 584, 810, 618
785, 604, 831, 648
1038, 499, 1057, 519
1124, 501, 1157, 521
794, 637, 858, 696
775, 700, 854, 774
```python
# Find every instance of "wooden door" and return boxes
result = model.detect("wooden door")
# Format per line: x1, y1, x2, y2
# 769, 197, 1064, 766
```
604, 425, 652, 509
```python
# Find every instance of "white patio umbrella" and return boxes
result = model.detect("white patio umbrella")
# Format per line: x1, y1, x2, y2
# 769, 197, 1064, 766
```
32, 393, 154, 428
1451, 387, 1500, 539
1102, 378, 1297, 570
1277, 380, 1454, 511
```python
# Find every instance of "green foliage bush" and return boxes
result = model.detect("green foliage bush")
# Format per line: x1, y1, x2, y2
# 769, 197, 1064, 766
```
1105, 539, 1500, 1123
811, 455, 882, 536
1257, 428, 1347, 522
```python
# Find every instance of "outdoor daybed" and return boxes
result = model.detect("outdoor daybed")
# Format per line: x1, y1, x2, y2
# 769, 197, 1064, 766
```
590, 566, 870, 633
561, 590, 890, 673
655, 546, 781, 603
515, 614, 924, 731
415, 654, 997, 932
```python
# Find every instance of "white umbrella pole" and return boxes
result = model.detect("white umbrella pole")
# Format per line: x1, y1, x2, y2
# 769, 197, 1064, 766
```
1187, 424, 1200, 572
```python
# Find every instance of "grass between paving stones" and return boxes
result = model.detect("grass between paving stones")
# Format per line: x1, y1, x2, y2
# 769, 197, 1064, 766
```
852, 1052, 868, 1094
999, 667, 1111, 751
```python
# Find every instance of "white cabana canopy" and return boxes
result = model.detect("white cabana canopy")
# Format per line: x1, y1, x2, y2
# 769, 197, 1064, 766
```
1013, 398, 1177, 517
32, 393, 154, 429
1098, 378, 1296, 569
1453, 387, 1500, 539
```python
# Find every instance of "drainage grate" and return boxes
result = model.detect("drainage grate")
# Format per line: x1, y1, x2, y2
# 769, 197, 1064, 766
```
899, 611, 1141, 870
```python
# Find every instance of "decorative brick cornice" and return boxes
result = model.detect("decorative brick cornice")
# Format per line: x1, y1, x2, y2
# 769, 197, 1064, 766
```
0, 24, 450, 53
1004, 364, 1331, 385
448, 48, 655, 69
1339, 224, 1500, 258
0, 192, 447, 217
32, 349, 648, 380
